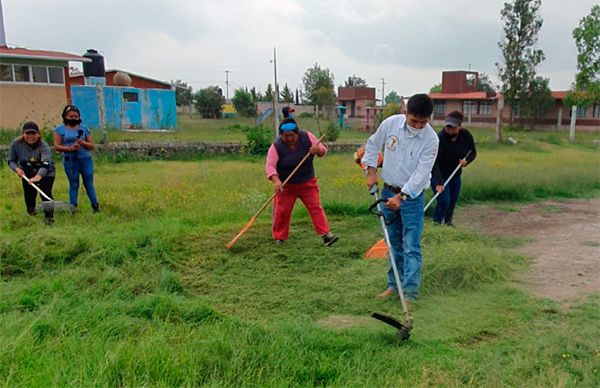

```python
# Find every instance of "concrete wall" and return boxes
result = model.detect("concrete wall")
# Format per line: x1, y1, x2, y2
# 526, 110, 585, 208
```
0, 84, 65, 129
255, 102, 316, 117
71, 85, 177, 130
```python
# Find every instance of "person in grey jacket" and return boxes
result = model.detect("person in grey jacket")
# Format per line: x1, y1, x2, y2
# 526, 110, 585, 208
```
8, 121, 56, 224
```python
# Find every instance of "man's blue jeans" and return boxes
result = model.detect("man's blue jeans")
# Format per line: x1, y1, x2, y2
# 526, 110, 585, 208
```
431, 174, 461, 225
63, 156, 98, 206
381, 187, 425, 301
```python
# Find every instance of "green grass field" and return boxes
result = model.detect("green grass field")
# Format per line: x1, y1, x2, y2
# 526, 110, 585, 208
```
0, 134, 599, 385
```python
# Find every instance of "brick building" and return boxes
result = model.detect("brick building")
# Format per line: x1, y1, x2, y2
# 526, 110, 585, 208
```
337, 87, 376, 118
430, 70, 599, 130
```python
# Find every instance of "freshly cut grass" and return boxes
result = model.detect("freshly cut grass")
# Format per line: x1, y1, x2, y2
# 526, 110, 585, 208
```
0, 142, 598, 386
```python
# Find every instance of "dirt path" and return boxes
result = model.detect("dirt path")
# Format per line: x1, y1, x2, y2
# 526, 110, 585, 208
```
456, 199, 600, 302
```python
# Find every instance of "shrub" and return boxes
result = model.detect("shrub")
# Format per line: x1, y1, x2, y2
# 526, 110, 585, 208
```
320, 122, 340, 142
298, 112, 314, 118
245, 125, 273, 155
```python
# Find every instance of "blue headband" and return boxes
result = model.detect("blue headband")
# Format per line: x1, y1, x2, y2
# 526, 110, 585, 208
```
280, 122, 298, 132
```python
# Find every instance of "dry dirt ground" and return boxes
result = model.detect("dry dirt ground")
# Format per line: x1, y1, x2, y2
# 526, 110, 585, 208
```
456, 198, 600, 302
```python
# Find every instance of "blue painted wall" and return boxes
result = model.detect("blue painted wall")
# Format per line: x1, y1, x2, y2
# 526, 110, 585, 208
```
71, 85, 177, 130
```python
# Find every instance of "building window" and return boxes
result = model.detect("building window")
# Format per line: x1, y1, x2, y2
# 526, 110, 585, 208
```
479, 101, 492, 115
32, 66, 49, 83
593, 104, 600, 119
463, 101, 477, 115
0, 64, 12, 81
48, 67, 64, 84
0, 64, 64, 84
123, 92, 139, 102
14, 65, 30, 82
576, 106, 587, 118
433, 101, 445, 114
512, 104, 521, 117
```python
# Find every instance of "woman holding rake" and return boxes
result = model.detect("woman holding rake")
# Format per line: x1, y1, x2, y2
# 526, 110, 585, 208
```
265, 118, 339, 246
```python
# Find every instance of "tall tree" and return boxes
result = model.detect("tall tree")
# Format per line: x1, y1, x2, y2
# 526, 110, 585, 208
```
497, 0, 545, 132
476, 73, 496, 93
280, 83, 294, 103
250, 86, 263, 103
521, 76, 553, 126
172, 79, 193, 107
232, 88, 256, 117
194, 86, 224, 119
566, 4, 600, 107
344, 74, 368, 87
263, 83, 274, 102
302, 63, 335, 106
385, 91, 401, 104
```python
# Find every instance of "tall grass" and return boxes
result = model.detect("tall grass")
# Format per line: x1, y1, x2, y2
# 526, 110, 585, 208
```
0, 142, 598, 385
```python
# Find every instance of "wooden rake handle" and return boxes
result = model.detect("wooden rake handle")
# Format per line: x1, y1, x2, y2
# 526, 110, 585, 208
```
226, 134, 326, 249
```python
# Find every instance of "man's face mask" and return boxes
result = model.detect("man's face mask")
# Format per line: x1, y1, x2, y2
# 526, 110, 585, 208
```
407, 124, 424, 135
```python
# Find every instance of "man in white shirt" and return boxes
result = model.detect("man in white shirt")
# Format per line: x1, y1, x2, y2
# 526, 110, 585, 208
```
362, 94, 439, 302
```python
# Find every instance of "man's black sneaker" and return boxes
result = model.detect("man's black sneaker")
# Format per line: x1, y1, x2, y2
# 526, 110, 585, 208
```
322, 232, 339, 247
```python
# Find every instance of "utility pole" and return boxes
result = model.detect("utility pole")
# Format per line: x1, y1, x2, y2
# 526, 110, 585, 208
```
380, 78, 386, 107
270, 47, 280, 138
225, 70, 230, 101
0, 0, 7, 46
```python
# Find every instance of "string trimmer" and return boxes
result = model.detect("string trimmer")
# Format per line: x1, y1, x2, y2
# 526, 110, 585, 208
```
367, 180, 413, 341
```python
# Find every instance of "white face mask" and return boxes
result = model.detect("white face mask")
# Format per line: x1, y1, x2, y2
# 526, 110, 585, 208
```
406, 124, 423, 135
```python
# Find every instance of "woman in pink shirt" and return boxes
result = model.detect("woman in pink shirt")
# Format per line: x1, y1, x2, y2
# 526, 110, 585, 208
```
265, 118, 338, 246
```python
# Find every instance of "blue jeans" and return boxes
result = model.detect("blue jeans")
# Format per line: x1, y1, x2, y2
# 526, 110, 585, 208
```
381, 187, 425, 301
431, 174, 461, 225
63, 156, 98, 206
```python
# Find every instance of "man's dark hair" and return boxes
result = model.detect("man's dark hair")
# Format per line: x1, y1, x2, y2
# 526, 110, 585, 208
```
406, 93, 433, 117
447, 110, 464, 122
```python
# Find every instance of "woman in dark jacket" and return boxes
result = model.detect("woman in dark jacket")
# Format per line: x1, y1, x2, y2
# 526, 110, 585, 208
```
8, 121, 56, 224
431, 111, 477, 225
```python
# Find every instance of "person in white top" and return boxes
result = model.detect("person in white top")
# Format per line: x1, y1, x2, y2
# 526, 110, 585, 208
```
362, 94, 439, 302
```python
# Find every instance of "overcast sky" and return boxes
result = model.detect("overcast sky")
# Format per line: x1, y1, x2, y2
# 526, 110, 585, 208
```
2, 0, 596, 98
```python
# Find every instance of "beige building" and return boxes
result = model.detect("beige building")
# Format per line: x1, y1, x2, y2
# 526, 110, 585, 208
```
0, 46, 89, 130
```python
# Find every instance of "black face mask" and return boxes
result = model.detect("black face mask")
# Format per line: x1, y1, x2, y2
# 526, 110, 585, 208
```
64, 118, 82, 126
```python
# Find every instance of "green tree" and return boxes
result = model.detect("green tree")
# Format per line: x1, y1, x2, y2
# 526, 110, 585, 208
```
477, 73, 496, 93
280, 83, 294, 103
263, 83, 274, 102
497, 0, 545, 131
566, 4, 600, 107
171, 79, 193, 107
344, 74, 368, 87
194, 86, 224, 119
429, 83, 442, 93
232, 88, 256, 117
302, 63, 335, 106
385, 91, 401, 104
250, 87, 263, 103
521, 76, 553, 125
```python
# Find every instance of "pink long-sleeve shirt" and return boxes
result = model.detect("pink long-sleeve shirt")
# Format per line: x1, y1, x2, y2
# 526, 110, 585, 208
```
265, 131, 327, 179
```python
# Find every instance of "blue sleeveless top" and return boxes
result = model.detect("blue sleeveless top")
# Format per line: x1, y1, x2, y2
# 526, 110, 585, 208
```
54, 124, 92, 159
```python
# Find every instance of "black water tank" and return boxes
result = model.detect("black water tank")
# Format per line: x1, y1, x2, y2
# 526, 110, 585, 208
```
82, 49, 105, 77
